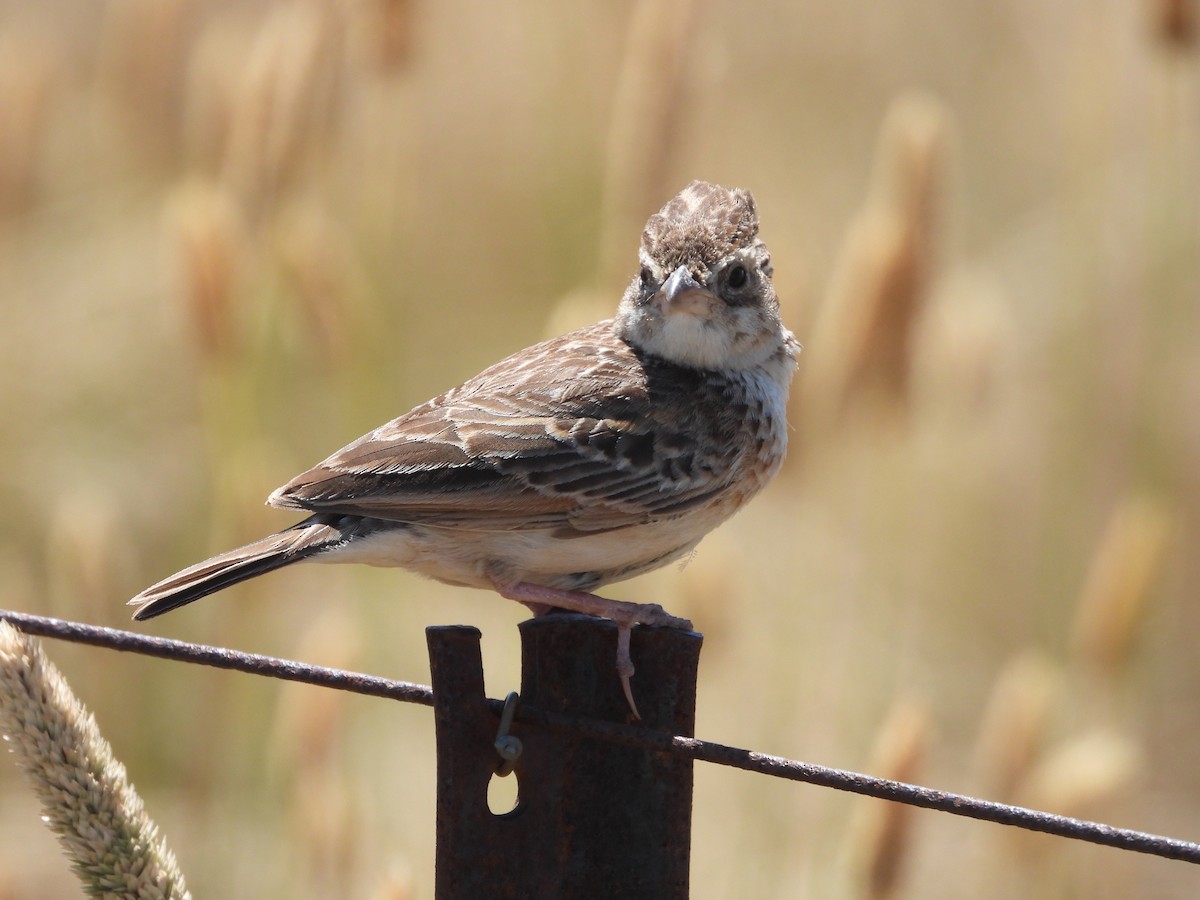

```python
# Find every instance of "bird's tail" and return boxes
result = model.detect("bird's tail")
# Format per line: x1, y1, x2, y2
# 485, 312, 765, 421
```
129, 514, 366, 621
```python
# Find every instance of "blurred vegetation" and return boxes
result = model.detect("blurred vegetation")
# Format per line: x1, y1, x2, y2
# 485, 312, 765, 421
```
0, 0, 1198, 897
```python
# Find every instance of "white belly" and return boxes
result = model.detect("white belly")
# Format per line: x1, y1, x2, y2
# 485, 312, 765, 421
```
317, 510, 723, 592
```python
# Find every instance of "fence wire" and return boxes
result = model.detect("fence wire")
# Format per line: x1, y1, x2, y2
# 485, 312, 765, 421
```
3, 609, 1198, 866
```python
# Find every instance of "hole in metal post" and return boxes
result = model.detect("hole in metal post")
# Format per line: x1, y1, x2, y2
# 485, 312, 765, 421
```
487, 771, 521, 817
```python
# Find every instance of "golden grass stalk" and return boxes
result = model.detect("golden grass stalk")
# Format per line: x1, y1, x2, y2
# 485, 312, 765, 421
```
165, 178, 246, 361
1070, 495, 1174, 676
848, 699, 931, 899
269, 609, 358, 776
371, 863, 415, 900
96, 0, 190, 157
44, 489, 133, 624
0, 622, 191, 899
274, 200, 368, 368
972, 653, 1061, 803
221, 2, 343, 210
347, 0, 416, 74
912, 269, 1013, 418
1150, 0, 1197, 49
268, 610, 361, 890
292, 771, 360, 891
597, 0, 698, 287
0, 28, 57, 217
181, 12, 257, 177
805, 94, 948, 425
1017, 731, 1140, 823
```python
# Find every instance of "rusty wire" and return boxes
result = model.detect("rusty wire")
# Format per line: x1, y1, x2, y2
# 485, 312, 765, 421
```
4, 608, 1200, 866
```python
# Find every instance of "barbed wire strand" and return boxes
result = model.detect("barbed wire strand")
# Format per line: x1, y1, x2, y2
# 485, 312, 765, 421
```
3, 609, 1198, 866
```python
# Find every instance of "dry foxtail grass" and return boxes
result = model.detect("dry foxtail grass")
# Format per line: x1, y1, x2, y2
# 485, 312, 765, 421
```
267, 610, 363, 892
847, 698, 932, 899
1070, 495, 1174, 678
0, 28, 57, 217
370, 863, 416, 900
44, 489, 133, 625
549, 0, 699, 335
0, 622, 191, 899
1016, 731, 1141, 835
96, 0, 190, 160
597, 0, 699, 287
911, 269, 1014, 418
1151, 0, 1198, 48
347, 0, 416, 73
804, 93, 948, 426
273, 200, 370, 369
971, 653, 1062, 804
220, 2, 344, 211
165, 179, 247, 361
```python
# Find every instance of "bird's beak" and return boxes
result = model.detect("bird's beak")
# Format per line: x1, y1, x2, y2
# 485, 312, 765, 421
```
656, 265, 715, 318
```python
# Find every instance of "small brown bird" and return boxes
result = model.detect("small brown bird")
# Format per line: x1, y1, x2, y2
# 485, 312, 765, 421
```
130, 180, 799, 714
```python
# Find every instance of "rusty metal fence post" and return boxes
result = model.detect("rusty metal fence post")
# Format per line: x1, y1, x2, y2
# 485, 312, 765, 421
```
427, 613, 702, 899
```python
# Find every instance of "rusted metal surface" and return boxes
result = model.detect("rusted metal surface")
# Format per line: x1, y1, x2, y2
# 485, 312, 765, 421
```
427, 614, 702, 899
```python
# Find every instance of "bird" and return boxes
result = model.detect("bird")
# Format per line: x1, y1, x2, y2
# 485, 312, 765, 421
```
130, 180, 800, 716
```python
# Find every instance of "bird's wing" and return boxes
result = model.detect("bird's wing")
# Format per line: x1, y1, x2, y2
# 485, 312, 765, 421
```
268, 321, 746, 534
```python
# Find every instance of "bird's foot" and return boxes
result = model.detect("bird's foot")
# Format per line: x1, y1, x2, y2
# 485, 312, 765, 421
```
490, 580, 693, 719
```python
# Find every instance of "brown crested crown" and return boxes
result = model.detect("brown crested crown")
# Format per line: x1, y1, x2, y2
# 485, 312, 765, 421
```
641, 181, 760, 275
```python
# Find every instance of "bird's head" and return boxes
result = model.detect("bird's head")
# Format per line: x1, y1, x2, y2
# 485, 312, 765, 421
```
615, 180, 791, 372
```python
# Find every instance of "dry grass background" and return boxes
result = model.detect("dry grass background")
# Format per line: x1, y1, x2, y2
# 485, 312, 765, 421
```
0, 0, 1198, 897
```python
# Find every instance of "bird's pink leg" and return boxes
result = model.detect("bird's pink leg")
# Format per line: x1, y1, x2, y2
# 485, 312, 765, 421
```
490, 580, 693, 719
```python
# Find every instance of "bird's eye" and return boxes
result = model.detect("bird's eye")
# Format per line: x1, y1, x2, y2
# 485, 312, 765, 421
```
639, 266, 654, 285
726, 264, 748, 289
